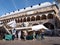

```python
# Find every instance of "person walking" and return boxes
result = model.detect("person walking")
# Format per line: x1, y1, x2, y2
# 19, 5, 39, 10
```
33, 30, 36, 40
40, 29, 45, 40
18, 30, 21, 40
36, 31, 40, 40
12, 28, 16, 40
23, 31, 28, 40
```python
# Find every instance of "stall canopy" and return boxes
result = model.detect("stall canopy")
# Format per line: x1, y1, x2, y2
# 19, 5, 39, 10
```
32, 24, 49, 31
15, 27, 32, 30
7, 20, 16, 28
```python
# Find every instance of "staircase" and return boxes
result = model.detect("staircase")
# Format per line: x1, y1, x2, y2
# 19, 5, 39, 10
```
3, 25, 11, 34
0, 23, 11, 34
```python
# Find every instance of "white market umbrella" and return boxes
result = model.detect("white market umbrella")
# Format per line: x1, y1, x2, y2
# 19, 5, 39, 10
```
23, 22, 29, 27
7, 20, 17, 34
7, 20, 16, 28
32, 24, 49, 31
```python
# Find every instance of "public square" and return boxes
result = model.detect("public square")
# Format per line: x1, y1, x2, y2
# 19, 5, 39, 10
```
0, 0, 60, 45
0, 37, 60, 45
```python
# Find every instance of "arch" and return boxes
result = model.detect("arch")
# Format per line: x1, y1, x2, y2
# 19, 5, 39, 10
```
23, 17, 26, 22
36, 15, 40, 20
7, 19, 9, 22
19, 18, 22, 22
19, 18, 20, 22
9, 18, 12, 21
43, 22, 54, 29
27, 17, 30, 21
31, 16, 35, 21
18, 18, 19, 23
21, 18, 22, 22
41, 15, 46, 20
15, 18, 17, 23
47, 14, 53, 19
15, 18, 19, 23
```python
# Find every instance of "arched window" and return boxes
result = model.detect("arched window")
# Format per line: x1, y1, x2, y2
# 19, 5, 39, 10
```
19, 18, 22, 22
41, 15, 46, 20
17, 18, 20, 23
47, 14, 53, 19
15, 18, 18, 23
31, 16, 35, 21
7, 19, 9, 22
9, 18, 12, 21
43, 22, 54, 29
27, 17, 30, 21
36, 15, 40, 20
23, 17, 26, 22
18, 18, 21, 22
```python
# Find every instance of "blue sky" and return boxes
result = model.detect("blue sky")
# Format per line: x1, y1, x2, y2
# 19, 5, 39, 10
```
0, 0, 55, 16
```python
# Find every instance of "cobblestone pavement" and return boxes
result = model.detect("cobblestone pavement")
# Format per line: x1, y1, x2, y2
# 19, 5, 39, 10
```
0, 37, 60, 45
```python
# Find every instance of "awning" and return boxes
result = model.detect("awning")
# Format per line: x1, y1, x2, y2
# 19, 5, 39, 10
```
32, 24, 49, 31
7, 20, 16, 28
15, 27, 32, 30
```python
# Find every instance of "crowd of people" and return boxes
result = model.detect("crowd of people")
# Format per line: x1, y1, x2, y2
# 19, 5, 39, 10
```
4, 28, 45, 41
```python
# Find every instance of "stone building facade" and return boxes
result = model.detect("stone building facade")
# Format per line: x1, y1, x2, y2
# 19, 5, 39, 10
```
0, 4, 60, 35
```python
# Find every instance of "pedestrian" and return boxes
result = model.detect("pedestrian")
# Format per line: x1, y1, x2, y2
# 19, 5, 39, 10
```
40, 29, 45, 40
33, 30, 36, 40
23, 31, 28, 40
18, 30, 21, 40
36, 31, 40, 40
12, 28, 16, 40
